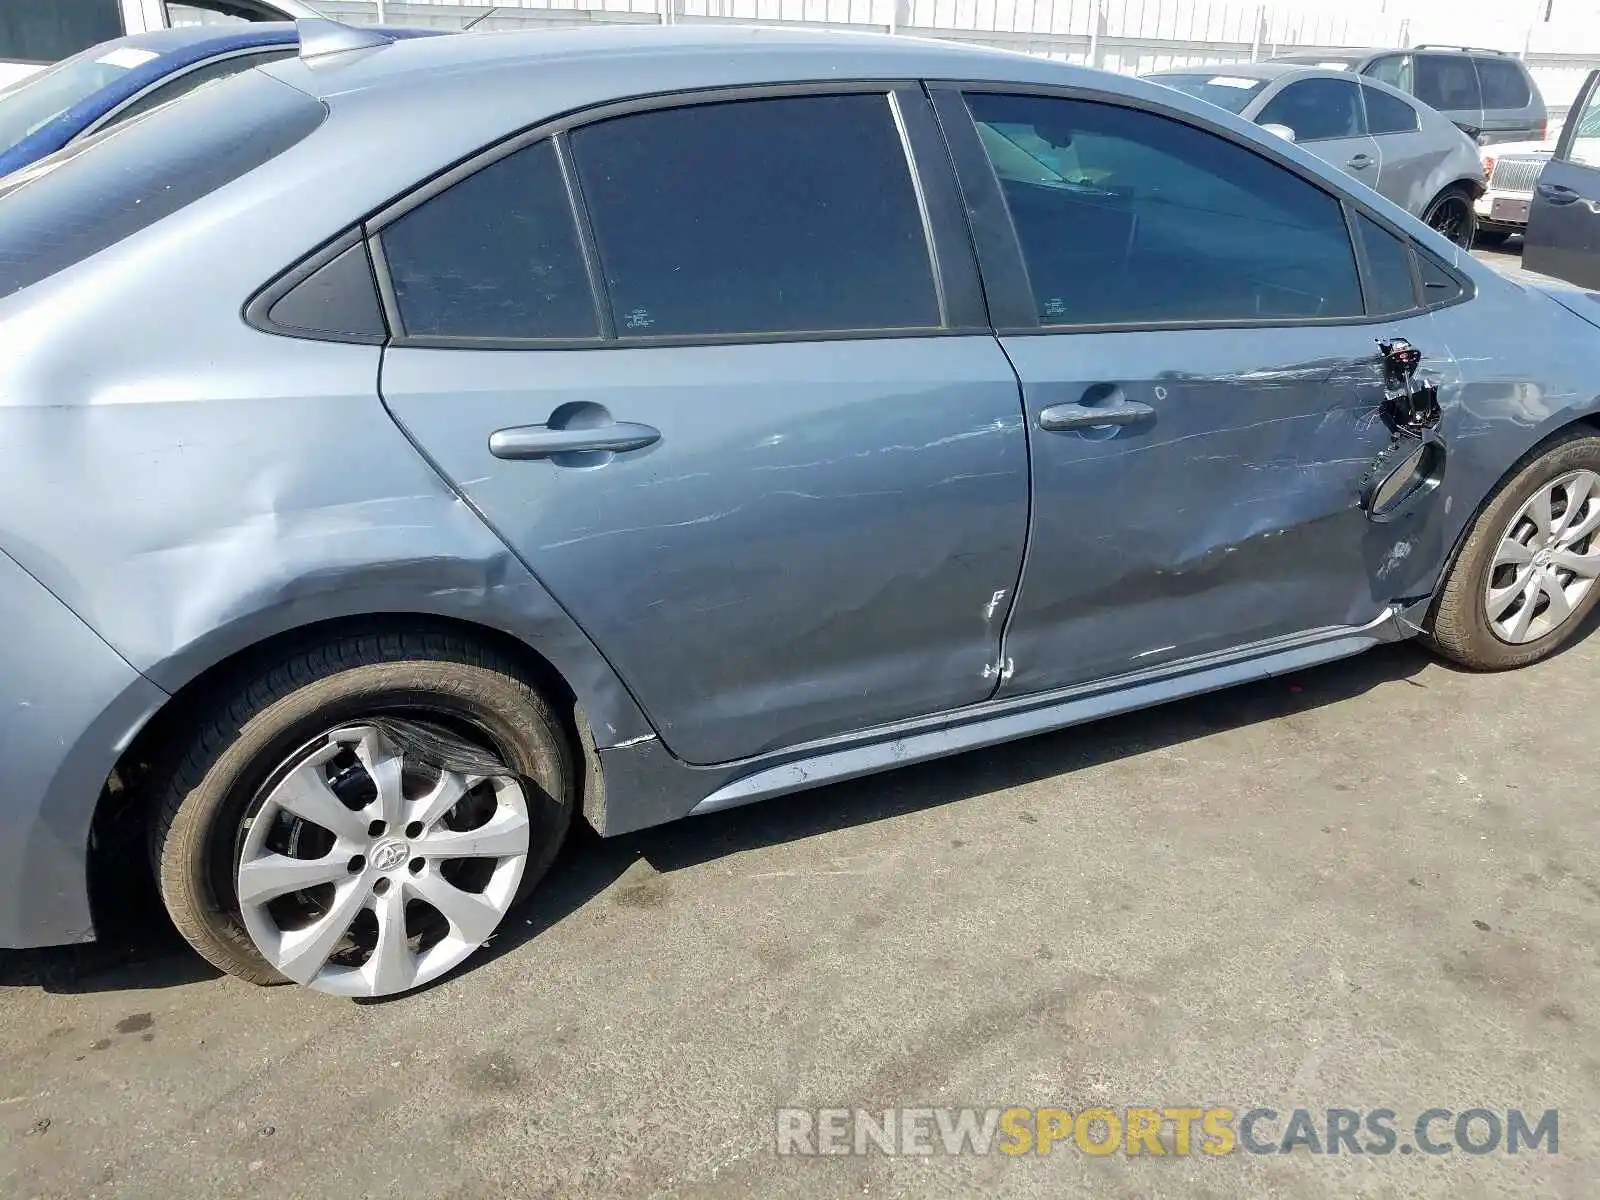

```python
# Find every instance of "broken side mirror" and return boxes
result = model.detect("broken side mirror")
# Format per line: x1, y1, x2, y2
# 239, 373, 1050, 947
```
1362, 338, 1446, 520
1377, 338, 1441, 435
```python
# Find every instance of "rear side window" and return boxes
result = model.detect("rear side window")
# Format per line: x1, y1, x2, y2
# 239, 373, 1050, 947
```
1354, 214, 1417, 314
1255, 78, 1366, 142
381, 139, 598, 340
1418, 254, 1466, 307
1415, 55, 1483, 111
0, 70, 323, 303
570, 94, 939, 337
1363, 85, 1419, 135
0, 0, 121, 65
1476, 58, 1532, 109
965, 92, 1363, 325
1364, 54, 1413, 92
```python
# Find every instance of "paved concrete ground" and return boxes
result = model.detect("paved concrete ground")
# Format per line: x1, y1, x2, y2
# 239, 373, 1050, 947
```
2, 247, 1595, 1199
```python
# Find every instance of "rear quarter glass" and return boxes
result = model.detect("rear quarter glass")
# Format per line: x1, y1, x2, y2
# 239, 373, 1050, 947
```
0, 70, 324, 303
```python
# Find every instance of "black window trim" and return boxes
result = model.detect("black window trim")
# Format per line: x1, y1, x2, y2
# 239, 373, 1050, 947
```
1255, 74, 1370, 145
244, 225, 389, 345
361, 81, 986, 351
927, 78, 1472, 336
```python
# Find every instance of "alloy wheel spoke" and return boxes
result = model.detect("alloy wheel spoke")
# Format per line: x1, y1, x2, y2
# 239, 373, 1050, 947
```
273, 878, 371, 985
1505, 574, 1543, 642
410, 771, 474, 831
1558, 496, 1600, 546
1539, 570, 1573, 628
417, 811, 530, 861
1493, 538, 1534, 569
411, 872, 505, 944
1487, 564, 1536, 620
1555, 473, 1596, 539
1528, 488, 1555, 540
270, 761, 367, 843
354, 727, 406, 829
1549, 546, 1600, 577
365, 884, 416, 995
237, 851, 349, 906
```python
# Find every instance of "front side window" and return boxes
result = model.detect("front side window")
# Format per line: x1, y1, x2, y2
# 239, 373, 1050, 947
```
0, 0, 121, 65
1415, 55, 1483, 111
1363, 85, 1419, 136
1476, 58, 1532, 109
1255, 78, 1366, 142
569, 94, 939, 337
965, 92, 1363, 325
381, 138, 598, 340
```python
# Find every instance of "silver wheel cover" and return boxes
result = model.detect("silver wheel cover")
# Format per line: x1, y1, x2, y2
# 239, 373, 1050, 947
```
1485, 468, 1600, 644
235, 725, 530, 997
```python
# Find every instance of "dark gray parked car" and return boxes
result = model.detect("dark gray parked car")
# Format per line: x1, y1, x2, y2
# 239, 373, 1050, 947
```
1146, 63, 1485, 246
1525, 68, 1600, 287
1271, 45, 1548, 145
5, 21, 1600, 997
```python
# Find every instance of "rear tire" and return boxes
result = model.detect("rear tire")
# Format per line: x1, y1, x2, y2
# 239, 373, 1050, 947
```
1422, 185, 1478, 250
1427, 433, 1600, 670
149, 629, 574, 995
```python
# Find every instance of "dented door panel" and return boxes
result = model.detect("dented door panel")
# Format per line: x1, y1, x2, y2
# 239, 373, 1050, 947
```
996, 319, 1451, 696
380, 338, 1030, 766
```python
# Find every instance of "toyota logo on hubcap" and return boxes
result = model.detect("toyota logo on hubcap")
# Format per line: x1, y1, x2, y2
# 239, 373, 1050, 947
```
371, 840, 408, 872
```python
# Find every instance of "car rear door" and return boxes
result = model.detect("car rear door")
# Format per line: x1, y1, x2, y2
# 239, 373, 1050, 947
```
1474, 55, 1542, 144
1362, 83, 1436, 214
1253, 77, 1382, 193
1525, 71, 1600, 288
1414, 53, 1485, 139
376, 87, 1030, 766
933, 86, 1456, 697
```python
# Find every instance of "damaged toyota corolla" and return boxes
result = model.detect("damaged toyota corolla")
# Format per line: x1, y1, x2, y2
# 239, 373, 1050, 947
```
3, 20, 1599, 997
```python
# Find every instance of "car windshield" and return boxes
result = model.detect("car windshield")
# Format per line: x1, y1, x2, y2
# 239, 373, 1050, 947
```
0, 44, 155, 150
1146, 73, 1267, 114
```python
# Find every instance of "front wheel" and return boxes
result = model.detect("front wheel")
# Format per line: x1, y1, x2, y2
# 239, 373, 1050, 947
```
1422, 187, 1478, 250
1427, 433, 1600, 670
149, 630, 575, 997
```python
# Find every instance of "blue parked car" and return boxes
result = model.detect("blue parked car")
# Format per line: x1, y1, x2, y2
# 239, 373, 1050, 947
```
0, 20, 437, 177
3, 21, 1600, 998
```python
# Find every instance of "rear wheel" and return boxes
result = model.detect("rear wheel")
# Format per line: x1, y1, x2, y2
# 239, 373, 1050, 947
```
1427, 433, 1600, 669
149, 630, 574, 997
1423, 186, 1478, 250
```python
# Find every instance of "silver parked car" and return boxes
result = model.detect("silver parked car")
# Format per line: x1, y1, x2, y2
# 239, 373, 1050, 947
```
5, 21, 1600, 998
1147, 63, 1486, 246
1272, 46, 1549, 146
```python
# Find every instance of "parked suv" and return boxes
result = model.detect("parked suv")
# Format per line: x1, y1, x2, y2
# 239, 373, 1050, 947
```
1272, 46, 1547, 145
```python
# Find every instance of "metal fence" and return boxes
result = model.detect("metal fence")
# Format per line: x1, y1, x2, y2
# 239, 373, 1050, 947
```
318, 0, 1600, 111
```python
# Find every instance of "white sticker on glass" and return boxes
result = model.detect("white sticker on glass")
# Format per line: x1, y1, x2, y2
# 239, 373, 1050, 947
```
97, 47, 161, 69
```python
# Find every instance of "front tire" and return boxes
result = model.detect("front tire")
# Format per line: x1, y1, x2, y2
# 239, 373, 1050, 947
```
149, 630, 574, 996
1427, 433, 1600, 670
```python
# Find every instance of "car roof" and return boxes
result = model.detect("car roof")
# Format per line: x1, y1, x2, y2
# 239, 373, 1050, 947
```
267, 23, 1074, 101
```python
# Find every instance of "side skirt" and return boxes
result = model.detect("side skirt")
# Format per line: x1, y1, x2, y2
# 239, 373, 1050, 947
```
591, 606, 1415, 836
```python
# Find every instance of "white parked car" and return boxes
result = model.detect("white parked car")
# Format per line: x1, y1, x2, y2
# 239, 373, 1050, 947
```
1476, 123, 1563, 244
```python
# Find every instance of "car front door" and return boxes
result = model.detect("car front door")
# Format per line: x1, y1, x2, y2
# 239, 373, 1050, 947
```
1525, 70, 1600, 288
934, 87, 1454, 696
1252, 77, 1382, 194
376, 88, 1031, 765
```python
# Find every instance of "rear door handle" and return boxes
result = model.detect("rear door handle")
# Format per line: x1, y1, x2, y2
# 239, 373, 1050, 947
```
1347, 154, 1374, 169
488, 422, 661, 460
1038, 400, 1154, 432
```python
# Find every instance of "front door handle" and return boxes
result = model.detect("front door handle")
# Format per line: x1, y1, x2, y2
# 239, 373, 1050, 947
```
488, 421, 661, 460
1347, 153, 1374, 170
1038, 400, 1155, 432
1537, 182, 1580, 205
